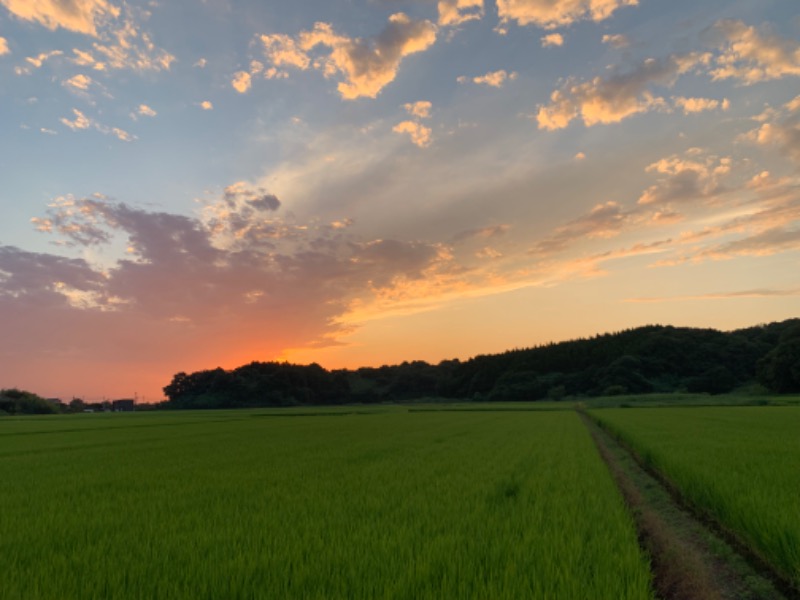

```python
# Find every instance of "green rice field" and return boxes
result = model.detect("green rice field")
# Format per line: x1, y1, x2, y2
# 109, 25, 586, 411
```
1, 409, 652, 599
591, 406, 800, 588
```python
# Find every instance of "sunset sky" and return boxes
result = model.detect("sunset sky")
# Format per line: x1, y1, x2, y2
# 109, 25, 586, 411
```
1, 0, 799, 402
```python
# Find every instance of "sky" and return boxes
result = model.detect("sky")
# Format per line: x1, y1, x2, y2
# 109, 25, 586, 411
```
0, 0, 799, 402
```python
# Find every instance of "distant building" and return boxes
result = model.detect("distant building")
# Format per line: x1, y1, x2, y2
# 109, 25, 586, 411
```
112, 399, 135, 412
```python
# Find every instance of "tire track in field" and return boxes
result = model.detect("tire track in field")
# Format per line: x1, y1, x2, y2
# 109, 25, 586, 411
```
579, 410, 794, 600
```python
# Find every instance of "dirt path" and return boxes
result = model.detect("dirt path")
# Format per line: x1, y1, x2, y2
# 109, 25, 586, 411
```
579, 411, 795, 600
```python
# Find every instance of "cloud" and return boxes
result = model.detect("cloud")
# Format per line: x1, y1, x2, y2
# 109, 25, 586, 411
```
90, 17, 174, 72
744, 95, 800, 164
6, 194, 453, 384
63, 73, 93, 91
710, 19, 800, 84
536, 52, 710, 130
458, 69, 517, 87
137, 104, 156, 117
231, 70, 252, 93
602, 33, 629, 48
111, 127, 134, 142
403, 101, 432, 119
0, 36, 9, 55
626, 287, 800, 303
0, 0, 119, 36
61, 108, 92, 131
672, 96, 729, 114
258, 13, 437, 100
199, 101, 213, 110
637, 150, 730, 206
541, 33, 564, 48
393, 121, 433, 148
452, 224, 510, 243
529, 201, 631, 255
496, 0, 638, 30
438, 0, 484, 26
59, 108, 135, 141
24, 49, 63, 69
574, 151, 586, 160
259, 33, 311, 76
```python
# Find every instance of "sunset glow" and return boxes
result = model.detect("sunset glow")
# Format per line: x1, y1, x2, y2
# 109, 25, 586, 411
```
1, 0, 798, 401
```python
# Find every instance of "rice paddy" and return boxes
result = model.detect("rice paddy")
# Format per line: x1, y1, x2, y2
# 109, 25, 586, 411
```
591, 406, 800, 589
1, 408, 652, 599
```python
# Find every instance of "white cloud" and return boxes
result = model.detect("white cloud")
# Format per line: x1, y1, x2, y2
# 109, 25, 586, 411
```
0, 36, 9, 55
0, 0, 119, 36
458, 69, 517, 87
711, 19, 800, 84
258, 13, 437, 100
194, 58, 207, 68
231, 70, 252, 93
438, 0, 484, 26
137, 104, 156, 117
200, 101, 213, 111
537, 53, 710, 130
393, 121, 433, 148
497, 0, 638, 30
541, 33, 564, 48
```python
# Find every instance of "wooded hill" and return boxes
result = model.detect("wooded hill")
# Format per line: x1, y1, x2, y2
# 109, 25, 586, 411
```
162, 318, 800, 409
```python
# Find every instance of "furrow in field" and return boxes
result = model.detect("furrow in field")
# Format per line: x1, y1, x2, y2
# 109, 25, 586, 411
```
582, 409, 797, 600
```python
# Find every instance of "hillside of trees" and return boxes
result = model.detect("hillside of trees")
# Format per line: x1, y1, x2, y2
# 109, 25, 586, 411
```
161, 319, 800, 409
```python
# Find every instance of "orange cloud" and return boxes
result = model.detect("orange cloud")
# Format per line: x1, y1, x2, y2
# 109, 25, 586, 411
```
438, 0, 484, 26
637, 150, 731, 206
393, 121, 433, 148
258, 14, 437, 100
672, 96, 729, 114
0, 0, 119, 36
537, 52, 710, 130
541, 33, 564, 47
231, 71, 252, 93
497, 0, 638, 30
711, 19, 800, 84
458, 69, 517, 87
744, 95, 800, 164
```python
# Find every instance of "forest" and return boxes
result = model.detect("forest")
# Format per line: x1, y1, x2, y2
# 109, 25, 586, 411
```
160, 318, 800, 409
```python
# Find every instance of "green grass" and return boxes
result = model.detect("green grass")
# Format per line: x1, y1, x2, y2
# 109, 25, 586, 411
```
1, 409, 652, 599
590, 406, 800, 588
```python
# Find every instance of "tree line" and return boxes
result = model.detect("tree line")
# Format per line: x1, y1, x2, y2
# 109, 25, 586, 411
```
160, 319, 800, 409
